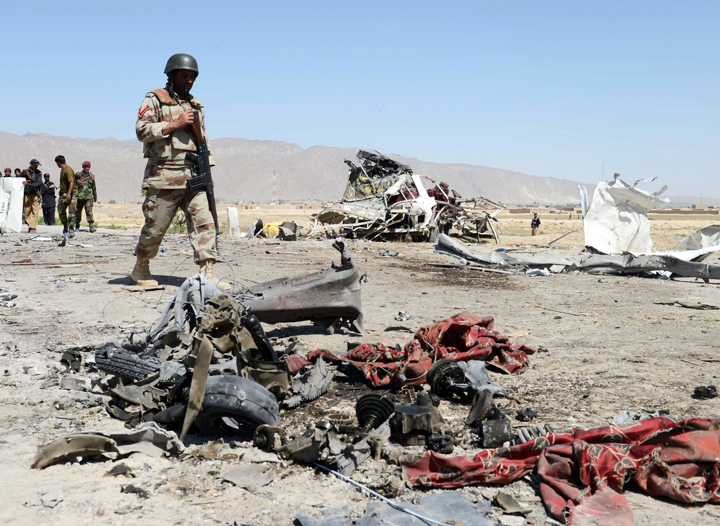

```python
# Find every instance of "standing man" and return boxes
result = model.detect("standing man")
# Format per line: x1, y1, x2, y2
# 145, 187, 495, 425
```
132, 53, 228, 289
21, 159, 43, 233
55, 155, 77, 237
41, 173, 57, 226
531, 212, 541, 236
14, 168, 22, 178
75, 161, 97, 232
3, 168, 11, 177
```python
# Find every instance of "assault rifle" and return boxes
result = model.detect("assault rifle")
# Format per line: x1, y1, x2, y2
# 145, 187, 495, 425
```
185, 109, 219, 251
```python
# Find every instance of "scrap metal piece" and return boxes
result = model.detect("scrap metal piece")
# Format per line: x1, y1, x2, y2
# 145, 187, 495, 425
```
356, 393, 395, 435
243, 239, 364, 334
466, 390, 493, 427
221, 463, 275, 493
427, 359, 466, 399
494, 492, 531, 516
32, 435, 119, 469
253, 425, 283, 452
429, 434, 454, 455
693, 385, 718, 400
336, 420, 391, 476
391, 397, 445, 447
283, 358, 333, 409
481, 418, 513, 448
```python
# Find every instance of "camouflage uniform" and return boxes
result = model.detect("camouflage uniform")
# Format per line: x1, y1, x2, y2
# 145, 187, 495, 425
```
135, 88, 215, 263
57, 166, 77, 229
74, 171, 97, 226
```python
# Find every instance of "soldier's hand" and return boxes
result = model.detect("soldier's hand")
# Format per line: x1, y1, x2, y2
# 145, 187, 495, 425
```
176, 109, 195, 127
66, 193, 71, 202
22, 181, 28, 186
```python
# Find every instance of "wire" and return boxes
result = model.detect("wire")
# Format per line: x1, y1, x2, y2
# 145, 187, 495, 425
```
311, 462, 449, 526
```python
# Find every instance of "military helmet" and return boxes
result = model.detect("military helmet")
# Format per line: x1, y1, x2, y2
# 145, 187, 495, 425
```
164, 53, 199, 76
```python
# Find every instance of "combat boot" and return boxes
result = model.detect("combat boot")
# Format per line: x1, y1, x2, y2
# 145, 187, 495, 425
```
62, 225, 68, 235
131, 257, 159, 287
89, 222, 96, 233
68, 227, 76, 238
198, 259, 231, 290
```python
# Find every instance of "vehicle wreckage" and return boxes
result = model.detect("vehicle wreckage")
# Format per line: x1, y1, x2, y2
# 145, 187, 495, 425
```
436, 176, 720, 281
308, 150, 503, 242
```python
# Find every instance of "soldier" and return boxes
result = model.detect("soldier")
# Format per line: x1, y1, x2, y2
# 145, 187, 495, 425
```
41, 173, 57, 226
132, 53, 229, 289
75, 161, 97, 232
21, 159, 43, 233
55, 155, 77, 237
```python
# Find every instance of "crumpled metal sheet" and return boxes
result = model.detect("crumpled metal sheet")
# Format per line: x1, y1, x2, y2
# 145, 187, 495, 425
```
283, 358, 333, 409
31, 422, 184, 468
583, 177, 668, 254
437, 233, 720, 280
674, 224, 720, 256
296, 491, 496, 526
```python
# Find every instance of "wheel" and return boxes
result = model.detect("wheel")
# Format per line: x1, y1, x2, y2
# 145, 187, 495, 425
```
95, 343, 161, 381
427, 359, 465, 398
192, 376, 280, 437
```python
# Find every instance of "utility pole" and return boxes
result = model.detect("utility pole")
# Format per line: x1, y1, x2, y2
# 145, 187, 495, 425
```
271, 170, 278, 204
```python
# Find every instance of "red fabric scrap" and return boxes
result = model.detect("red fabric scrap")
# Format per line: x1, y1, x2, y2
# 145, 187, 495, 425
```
402, 417, 720, 525
295, 312, 535, 387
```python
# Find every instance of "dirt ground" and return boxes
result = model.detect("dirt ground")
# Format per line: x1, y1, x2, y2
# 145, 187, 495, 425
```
1, 214, 720, 525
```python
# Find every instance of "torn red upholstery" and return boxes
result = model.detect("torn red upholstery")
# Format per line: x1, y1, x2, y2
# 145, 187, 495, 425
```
292, 312, 535, 387
402, 417, 720, 525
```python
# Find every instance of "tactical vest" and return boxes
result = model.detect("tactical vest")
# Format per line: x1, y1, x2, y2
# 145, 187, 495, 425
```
143, 89, 206, 163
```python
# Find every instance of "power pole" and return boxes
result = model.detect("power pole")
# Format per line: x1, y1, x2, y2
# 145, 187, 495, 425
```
271, 170, 278, 203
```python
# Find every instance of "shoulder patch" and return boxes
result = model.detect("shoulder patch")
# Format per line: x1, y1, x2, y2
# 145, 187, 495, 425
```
138, 105, 150, 118
150, 89, 176, 104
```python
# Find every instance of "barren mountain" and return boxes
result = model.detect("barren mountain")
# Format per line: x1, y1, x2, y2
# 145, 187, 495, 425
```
1, 131, 590, 204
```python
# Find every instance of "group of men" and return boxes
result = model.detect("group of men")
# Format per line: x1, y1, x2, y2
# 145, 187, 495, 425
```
3, 158, 97, 234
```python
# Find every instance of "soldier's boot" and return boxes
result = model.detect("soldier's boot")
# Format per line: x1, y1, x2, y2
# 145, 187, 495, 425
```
131, 257, 159, 287
89, 222, 96, 233
198, 259, 231, 291
68, 227, 75, 238
62, 225, 68, 235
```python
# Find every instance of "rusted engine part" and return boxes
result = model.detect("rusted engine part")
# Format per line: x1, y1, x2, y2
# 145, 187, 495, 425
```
242, 239, 364, 335
283, 358, 333, 409
390, 392, 445, 447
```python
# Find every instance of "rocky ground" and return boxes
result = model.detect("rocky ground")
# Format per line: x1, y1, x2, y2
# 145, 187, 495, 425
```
0, 221, 719, 525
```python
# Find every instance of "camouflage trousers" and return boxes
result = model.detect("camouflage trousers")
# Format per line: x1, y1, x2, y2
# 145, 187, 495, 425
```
135, 188, 215, 264
57, 193, 77, 229
76, 199, 94, 226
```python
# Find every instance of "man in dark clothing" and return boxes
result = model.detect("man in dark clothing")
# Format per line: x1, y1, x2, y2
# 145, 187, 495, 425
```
531, 212, 541, 236
41, 173, 57, 226
14, 169, 21, 178
22, 159, 43, 233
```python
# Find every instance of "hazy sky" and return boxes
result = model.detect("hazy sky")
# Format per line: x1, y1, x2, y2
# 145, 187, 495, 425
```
4, 1, 719, 196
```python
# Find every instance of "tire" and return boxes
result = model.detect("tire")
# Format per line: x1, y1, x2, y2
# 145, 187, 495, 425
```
95, 345, 161, 381
192, 376, 280, 437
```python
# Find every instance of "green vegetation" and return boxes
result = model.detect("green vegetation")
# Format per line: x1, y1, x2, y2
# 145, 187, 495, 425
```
37, 217, 60, 226
168, 210, 187, 234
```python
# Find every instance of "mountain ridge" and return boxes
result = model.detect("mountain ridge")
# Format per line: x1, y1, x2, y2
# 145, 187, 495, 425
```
0, 131, 595, 204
